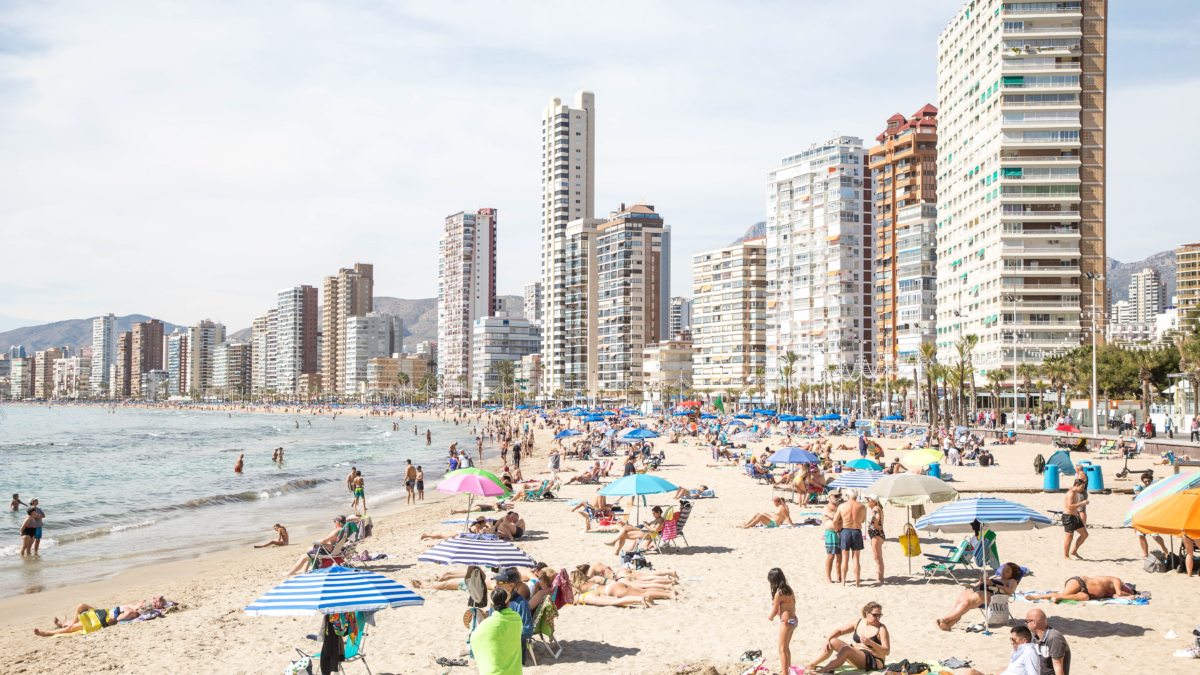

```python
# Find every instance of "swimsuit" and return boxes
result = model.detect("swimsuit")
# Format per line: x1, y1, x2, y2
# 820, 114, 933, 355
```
824, 529, 840, 555
851, 620, 883, 671
416, 480, 424, 491
354, 487, 364, 497
575, 591, 594, 605
839, 528, 865, 552
868, 512, 884, 540
1066, 576, 1087, 594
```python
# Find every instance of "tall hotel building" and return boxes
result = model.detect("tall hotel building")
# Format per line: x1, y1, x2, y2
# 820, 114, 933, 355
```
322, 264, 374, 394
869, 107, 939, 376
166, 329, 189, 396
438, 210, 497, 398
187, 320, 226, 396
539, 91, 596, 397
1178, 242, 1200, 313
251, 309, 278, 395
692, 238, 767, 391
90, 314, 117, 394
935, 0, 1106, 372
130, 319, 164, 394
765, 137, 875, 390
1128, 267, 1166, 324
275, 285, 320, 394
523, 282, 544, 327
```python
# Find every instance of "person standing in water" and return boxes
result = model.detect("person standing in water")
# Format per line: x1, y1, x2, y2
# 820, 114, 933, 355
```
351, 471, 366, 512
346, 467, 357, 496
426, 429, 432, 445
416, 466, 425, 501
235, 454, 244, 473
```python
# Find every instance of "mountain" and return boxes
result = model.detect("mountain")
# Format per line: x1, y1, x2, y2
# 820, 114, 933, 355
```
0, 315, 184, 353
1105, 250, 1177, 304
729, 222, 766, 246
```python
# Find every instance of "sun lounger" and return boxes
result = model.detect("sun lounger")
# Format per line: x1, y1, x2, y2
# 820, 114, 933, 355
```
922, 538, 975, 583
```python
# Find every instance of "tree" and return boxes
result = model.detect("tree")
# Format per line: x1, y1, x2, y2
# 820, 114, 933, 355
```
782, 351, 799, 412
1016, 363, 1040, 415
395, 371, 410, 405
1044, 357, 1070, 410
1178, 334, 1200, 417
754, 366, 766, 404
492, 360, 517, 407
985, 369, 1007, 418
961, 334, 980, 418
918, 342, 939, 427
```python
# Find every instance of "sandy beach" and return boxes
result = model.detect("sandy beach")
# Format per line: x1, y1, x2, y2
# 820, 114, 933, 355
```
2, 415, 1196, 675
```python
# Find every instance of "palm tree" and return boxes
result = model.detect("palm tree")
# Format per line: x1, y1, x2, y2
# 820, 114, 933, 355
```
782, 351, 799, 412
985, 369, 1007, 417
1133, 347, 1159, 416
395, 371, 410, 405
1178, 334, 1200, 417
1044, 358, 1070, 410
1016, 363, 1040, 415
754, 366, 766, 405
918, 342, 939, 427
893, 377, 912, 416
492, 360, 517, 408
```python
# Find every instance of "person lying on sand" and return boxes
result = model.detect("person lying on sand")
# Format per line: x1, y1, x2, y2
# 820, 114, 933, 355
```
449, 501, 511, 515
565, 463, 600, 484
420, 518, 489, 539
1025, 575, 1137, 603
742, 497, 794, 529
576, 563, 676, 591
586, 562, 679, 583
568, 568, 670, 607
254, 524, 289, 548
672, 485, 709, 499
936, 562, 1023, 631
485, 512, 526, 540
34, 596, 172, 636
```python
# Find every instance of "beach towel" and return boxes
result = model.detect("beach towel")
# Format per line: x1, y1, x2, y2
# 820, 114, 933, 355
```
551, 568, 574, 609
1014, 591, 1150, 606
471, 608, 524, 675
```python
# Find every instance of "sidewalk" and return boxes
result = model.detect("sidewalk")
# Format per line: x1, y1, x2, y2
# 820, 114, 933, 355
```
883, 419, 1200, 460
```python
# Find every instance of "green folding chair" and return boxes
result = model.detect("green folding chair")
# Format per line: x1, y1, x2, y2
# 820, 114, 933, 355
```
922, 538, 975, 583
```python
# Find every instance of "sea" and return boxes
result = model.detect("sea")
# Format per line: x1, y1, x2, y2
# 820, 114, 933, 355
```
0, 405, 477, 600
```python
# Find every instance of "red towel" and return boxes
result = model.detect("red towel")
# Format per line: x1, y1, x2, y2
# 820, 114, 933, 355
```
551, 568, 574, 609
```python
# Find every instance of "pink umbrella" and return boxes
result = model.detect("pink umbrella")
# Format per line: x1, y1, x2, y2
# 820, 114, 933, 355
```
437, 473, 507, 530
1055, 424, 1081, 433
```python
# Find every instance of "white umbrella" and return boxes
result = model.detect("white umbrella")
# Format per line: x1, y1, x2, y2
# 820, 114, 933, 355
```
866, 473, 959, 573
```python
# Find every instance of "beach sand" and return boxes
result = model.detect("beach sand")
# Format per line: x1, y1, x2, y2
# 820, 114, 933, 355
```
1, 418, 1195, 675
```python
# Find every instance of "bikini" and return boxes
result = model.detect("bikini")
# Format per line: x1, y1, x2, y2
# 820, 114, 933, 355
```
867, 511, 884, 540
851, 620, 883, 671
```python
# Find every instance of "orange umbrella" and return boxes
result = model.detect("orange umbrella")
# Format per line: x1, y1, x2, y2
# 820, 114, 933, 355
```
1131, 489, 1200, 539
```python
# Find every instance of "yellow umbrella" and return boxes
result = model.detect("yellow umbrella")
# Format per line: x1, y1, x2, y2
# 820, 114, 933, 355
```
1132, 489, 1200, 539
902, 447, 945, 466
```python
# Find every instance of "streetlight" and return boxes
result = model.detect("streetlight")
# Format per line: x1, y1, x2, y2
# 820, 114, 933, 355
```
1084, 271, 1105, 437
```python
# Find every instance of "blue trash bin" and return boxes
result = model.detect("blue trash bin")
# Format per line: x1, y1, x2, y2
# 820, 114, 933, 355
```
1083, 464, 1104, 492
927, 462, 942, 479
1043, 464, 1061, 492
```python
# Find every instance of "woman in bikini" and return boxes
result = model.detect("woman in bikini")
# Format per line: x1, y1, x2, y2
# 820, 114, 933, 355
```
936, 562, 1022, 630
568, 570, 652, 608
586, 562, 679, 584
604, 506, 665, 554
805, 601, 891, 673
767, 568, 797, 675
865, 495, 886, 584
568, 568, 675, 603
578, 564, 677, 591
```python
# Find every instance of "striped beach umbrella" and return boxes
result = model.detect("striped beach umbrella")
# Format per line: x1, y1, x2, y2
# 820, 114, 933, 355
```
417, 534, 537, 568
244, 566, 423, 616
1124, 472, 1200, 527
827, 470, 887, 490
915, 497, 1053, 533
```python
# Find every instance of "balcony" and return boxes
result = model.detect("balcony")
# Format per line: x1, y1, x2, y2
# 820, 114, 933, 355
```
1003, 264, 1080, 274
1003, 7, 1082, 15
1002, 63, 1081, 71
1002, 26, 1081, 34
1002, 283, 1081, 292
1000, 300, 1080, 309
1001, 154, 1079, 162
1001, 209, 1080, 219
999, 98, 1080, 107
1002, 224, 1080, 236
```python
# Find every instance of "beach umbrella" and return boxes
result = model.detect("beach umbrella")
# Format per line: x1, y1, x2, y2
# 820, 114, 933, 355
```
914, 497, 1053, 533
866, 473, 959, 573
680, 401, 702, 407
1054, 424, 1082, 434
779, 415, 808, 422
418, 534, 538, 568
827, 470, 887, 490
1132, 489, 1200, 539
882, 414, 904, 421
1125, 473, 1200, 527
816, 414, 841, 421
700, 413, 718, 419
554, 429, 583, 440
846, 458, 883, 471
734, 413, 754, 419
730, 432, 760, 443
768, 447, 820, 464
245, 566, 424, 616
600, 473, 679, 521
572, 411, 592, 417
902, 448, 945, 466
751, 409, 777, 415
620, 428, 660, 440
725, 420, 745, 427
439, 470, 510, 528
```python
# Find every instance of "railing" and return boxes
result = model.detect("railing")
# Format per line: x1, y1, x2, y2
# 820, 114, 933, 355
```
1002, 210, 1080, 218
1003, 136, 1080, 143
1003, 264, 1080, 271
1003, 7, 1082, 15
1001, 155, 1079, 161
1003, 26, 1081, 34
1001, 301, 1080, 308
999, 174, 1079, 180
1003, 224, 1080, 234
1002, 63, 1081, 70
999, 99, 1080, 106
1002, 283, 1081, 291
1000, 118, 1080, 125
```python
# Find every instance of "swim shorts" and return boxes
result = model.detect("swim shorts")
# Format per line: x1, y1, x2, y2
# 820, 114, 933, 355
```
824, 529, 840, 555
1062, 514, 1084, 533
405, 479, 415, 489
354, 488, 364, 497
416, 481, 424, 491
839, 528, 865, 552
35, 527, 42, 540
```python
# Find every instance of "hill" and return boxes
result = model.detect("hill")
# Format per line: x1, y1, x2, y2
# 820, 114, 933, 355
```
1106, 250, 1177, 304
0, 315, 184, 353
728, 222, 766, 246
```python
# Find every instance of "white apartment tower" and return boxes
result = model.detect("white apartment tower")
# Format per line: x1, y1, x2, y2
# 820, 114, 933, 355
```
1128, 267, 1165, 324
523, 282, 544, 327
691, 238, 768, 392
187, 320, 226, 396
251, 310, 278, 395
540, 91, 596, 398
669, 297, 693, 338
274, 285, 319, 395
438, 209, 497, 398
344, 312, 404, 395
765, 137, 876, 390
90, 314, 117, 394
934, 0, 1106, 375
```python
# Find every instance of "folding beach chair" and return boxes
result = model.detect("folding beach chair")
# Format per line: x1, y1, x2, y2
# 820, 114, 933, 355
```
529, 589, 563, 664
308, 532, 352, 572
633, 506, 672, 555
922, 538, 975, 583
298, 611, 372, 675
668, 502, 692, 548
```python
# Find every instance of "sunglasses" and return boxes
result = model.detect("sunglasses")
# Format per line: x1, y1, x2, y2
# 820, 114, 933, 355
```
869, 612, 883, 618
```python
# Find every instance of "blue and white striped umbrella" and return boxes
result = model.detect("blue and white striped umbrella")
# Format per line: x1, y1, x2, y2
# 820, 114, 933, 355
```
417, 534, 537, 568
827, 470, 887, 490
915, 497, 1054, 533
244, 566, 423, 616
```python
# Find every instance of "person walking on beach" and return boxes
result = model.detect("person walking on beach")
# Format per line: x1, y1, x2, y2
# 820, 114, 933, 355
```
254, 524, 289, 548
405, 460, 418, 505
234, 454, 244, 473
346, 467, 357, 496
837, 489, 867, 587
416, 466, 425, 501
767, 568, 797, 675
477, 436, 484, 465
824, 494, 844, 584
1063, 479, 1089, 559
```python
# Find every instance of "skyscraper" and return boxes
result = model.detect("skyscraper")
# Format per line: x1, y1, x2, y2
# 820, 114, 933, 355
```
669, 297, 693, 338
114, 332, 133, 398
275, 285, 320, 395
935, 0, 1106, 374
438, 210, 497, 398
523, 282, 544, 327
131, 320, 164, 396
868, 106, 939, 376
322, 264, 374, 394
187, 320, 226, 396
1129, 268, 1166, 324
251, 309, 278, 395
34, 348, 65, 400
90, 314, 117, 394
540, 91, 596, 400
765, 137, 875, 391
166, 329, 189, 396
1178, 241, 1200, 314
691, 238, 767, 392
344, 312, 404, 395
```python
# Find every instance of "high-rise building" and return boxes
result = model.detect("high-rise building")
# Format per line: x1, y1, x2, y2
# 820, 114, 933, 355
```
669, 297, 693, 338
10, 357, 34, 399
438, 210, 497, 399
344, 312, 404, 395
868, 106, 939, 375
691, 237, 768, 392
934, 0, 1106, 375
165, 329, 189, 396
275, 285, 320, 395
130, 319, 164, 396
471, 315, 542, 399
33, 348, 65, 399
9, 345, 26, 359
765, 137, 875, 391
552, 217, 602, 397
540, 90, 596, 400
398, 354, 429, 391
53, 355, 90, 398
187, 320, 226, 396
114, 332, 133, 397
524, 282, 544, 327
595, 203, 671, 398
90, 314, 117, 394
322, 263, 374, 394
0, 354, 10, 380
251, 309, 278, 395
519, 353, 542, 399
1113, 299, 1134, 325
1128, 267, 1166, 324
643, 338, 696, 403
1178, 241, 1200, 313
212, 341, 251, 397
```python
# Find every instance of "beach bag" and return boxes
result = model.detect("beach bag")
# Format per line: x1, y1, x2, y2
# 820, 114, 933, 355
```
78, 609, 105, 634
899, 523, 922, 557
620, 551, 652, 570
1144, 551, 1167, 574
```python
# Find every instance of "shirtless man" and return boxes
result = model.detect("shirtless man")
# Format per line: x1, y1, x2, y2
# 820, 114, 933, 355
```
404, 460, 418, 505
234, 454, 244, 473
425, 430, 432, 444
1063, 479, 1089, 559
346, 466, 358, 497
1026, 575, 1137, 603
837, 488, 868, 587
742, 496, 793, 528
350, 471, 366, 512
572, 489, 613, 532
488, 512, 526, 540
823, 493, 844, 583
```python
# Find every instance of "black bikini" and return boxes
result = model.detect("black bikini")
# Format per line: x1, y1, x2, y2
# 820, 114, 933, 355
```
852, 620, 882, 671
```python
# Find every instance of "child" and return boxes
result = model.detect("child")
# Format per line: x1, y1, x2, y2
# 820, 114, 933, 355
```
768, 568, 798, 674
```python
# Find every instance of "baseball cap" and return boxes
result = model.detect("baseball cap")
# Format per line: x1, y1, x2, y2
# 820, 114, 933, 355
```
492, 569, 520, 583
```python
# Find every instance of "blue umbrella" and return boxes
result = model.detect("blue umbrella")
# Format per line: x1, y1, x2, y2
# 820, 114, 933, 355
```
599, 474, 678, 497
768, 447, 820, 464
827, 470, 887, 490
816, 414, 842, 421
915, 497, 1054, 533
671, 411, 690, 416
620, 428, 660, 440
244, 566, 424, 616
573, 411, 593, 417
751, 409, 777, 415
734, 414, 753, 419
779, 415, 808, 422
700, 414, 718, 419
725, 420, 745, 427
882, 414, 904, 421
554, 429, 583, 440
846, 458, 883, 471
1045, 450, 1074, 477
417, 534, 538, 568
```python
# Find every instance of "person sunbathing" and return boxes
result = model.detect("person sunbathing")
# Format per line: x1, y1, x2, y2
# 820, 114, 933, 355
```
672, 485, 709, 499
34, 596, 172, 636
936, 562, 1023, 631
565, 464, 599, 484
741, 496, 794, 529
804, 601, 891, 673
573, 564, 677, 593
283, 515, 356, 576
604, 506, 665, 554
1025, 575, 1137, 603
420, 518, 489, 540
486, 512, 526, 540
832, 443, 854, 452
569, 568, 674, 604
884, 458, 907, 475
449, 501, 511, 514
254, 524, 289, 548
586, 561, 679, 583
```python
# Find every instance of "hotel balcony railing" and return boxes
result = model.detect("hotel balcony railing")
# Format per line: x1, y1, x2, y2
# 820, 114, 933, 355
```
1002, 283, 1081, 291
1001, 301, 1080, 309
1001, 155, 1079, 161
1002, 210, 1080, 218
1003, 7, 1082, 15
1000, 245, 1080, 253
999, 99, 1080, 106
1003, 224, 1080, 234
1002, 26, 1080, 34
1002, 63, 1081, 70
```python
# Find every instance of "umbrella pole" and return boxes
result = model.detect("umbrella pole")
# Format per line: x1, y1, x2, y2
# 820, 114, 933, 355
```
464, 494, 474, 533
907, 506, 912, 575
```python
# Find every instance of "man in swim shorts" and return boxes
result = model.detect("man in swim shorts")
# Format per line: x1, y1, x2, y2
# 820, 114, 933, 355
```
405, 460, 417, 505
351, 471, 366, 512
824, 493, 843, 583
837, 489, 867, 587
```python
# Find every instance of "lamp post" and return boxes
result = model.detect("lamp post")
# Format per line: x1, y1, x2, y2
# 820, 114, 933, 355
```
1084, 271, 1105, 437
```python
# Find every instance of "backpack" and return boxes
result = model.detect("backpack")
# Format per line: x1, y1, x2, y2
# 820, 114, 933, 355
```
1033, 454, 1046, 475
1144, 551, 1167, 574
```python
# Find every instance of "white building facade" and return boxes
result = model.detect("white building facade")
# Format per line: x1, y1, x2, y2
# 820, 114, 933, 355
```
471, 315, 542, 399
437, 209, 497, 398
90, 314, 117, 394
692, 238, 768, 392
523, 281, 544, 327
345, 312, 404, 395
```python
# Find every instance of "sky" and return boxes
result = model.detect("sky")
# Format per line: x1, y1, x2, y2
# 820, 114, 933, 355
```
0, 0, 1197, 332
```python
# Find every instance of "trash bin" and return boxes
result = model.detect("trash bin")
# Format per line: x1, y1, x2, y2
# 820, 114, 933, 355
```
1083, 464, 1104, 492
1043, 464, 1061, 492
927, 462, 942, 479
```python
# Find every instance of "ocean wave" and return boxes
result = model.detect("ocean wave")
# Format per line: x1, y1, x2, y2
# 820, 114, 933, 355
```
0, 538, 57, 558
53, 519, 159, 545
166, 477, 331, 511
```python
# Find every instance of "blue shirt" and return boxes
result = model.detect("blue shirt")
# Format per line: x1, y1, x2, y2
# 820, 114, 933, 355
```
507, 592, 534, 641
1007, 643, 1041, 675
448, 458, 459, 471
